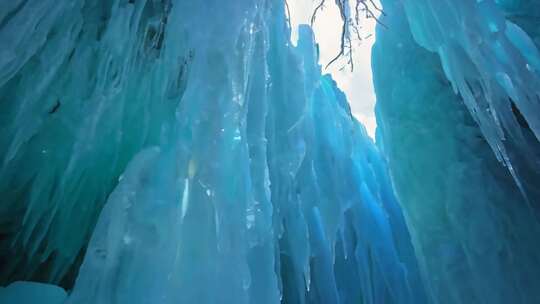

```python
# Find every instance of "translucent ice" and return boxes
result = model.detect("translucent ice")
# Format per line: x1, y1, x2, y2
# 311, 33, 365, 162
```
66, 7, 426, 302
0, 1, 426, 303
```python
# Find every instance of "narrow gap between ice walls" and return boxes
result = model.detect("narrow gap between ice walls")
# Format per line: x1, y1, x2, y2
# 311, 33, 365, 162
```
288, 0, 381, 139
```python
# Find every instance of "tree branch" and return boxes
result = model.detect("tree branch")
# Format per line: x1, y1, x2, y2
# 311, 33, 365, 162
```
311, 0, 386, 71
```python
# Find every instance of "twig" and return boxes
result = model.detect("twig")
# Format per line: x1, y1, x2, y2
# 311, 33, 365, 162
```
311, 0, 387, 70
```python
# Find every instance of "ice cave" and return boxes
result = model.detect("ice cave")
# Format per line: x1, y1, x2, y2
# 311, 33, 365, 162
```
1, 0, 540, 303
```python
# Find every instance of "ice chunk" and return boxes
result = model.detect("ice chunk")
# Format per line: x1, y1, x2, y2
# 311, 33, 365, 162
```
0, 281, 66, 304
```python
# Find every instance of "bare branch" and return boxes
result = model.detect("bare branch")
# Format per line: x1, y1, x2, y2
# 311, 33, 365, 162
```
311, 0, 387, 71
285, 0, 292, 30
311, 0, 326, 27
369, 0, 386, 16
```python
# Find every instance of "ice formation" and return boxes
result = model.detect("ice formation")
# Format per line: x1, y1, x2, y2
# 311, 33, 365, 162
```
397, 0, 540, 198
373, 0, 540, 303
0, 0, 426, 303
2, 0, 540, 303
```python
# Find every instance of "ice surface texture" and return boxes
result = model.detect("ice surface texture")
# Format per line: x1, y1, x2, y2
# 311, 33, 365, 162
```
0, 1, 426, 303
374, 0, 540, 303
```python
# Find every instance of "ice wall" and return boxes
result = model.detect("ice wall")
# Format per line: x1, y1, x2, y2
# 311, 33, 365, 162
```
0, 0, 182, 285
399, 0, 540, 201
373, 0, 540, 303
0, 0, 427, 303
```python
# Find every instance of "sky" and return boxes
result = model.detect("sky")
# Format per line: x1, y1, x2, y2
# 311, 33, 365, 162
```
287, 0, 380, 138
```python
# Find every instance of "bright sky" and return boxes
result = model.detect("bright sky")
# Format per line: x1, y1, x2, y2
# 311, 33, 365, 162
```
288, 0, 380, 138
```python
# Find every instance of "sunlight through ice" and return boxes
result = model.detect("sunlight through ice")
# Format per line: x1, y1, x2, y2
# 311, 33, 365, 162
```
288, 0, 380, 138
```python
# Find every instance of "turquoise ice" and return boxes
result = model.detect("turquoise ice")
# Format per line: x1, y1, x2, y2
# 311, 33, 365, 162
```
374, 0, 540, 303
1, 0, 540, 303
0, 1, 425, 303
